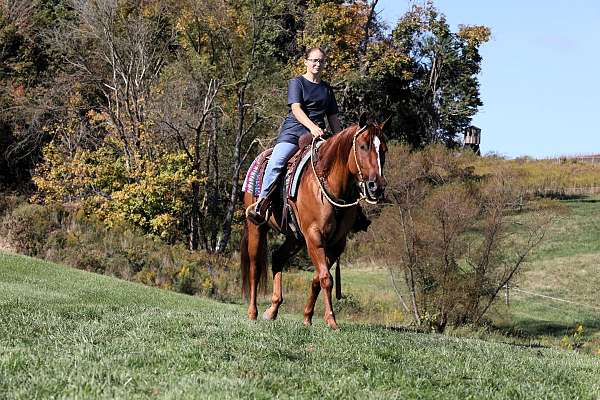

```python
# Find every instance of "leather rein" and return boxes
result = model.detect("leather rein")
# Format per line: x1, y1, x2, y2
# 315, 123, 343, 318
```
310, 125, 379, 208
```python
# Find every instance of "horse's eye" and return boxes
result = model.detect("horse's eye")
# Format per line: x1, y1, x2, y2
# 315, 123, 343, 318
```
360, 144, 368, 151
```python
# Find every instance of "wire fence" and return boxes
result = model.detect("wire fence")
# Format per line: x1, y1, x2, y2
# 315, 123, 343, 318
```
541, 154, 600, 164
507, 285, 600, 312
527, 186, 600, 197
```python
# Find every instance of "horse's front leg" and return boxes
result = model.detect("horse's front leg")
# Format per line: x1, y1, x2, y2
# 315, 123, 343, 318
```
305, 228, 338, 330
303, 270, 321, 326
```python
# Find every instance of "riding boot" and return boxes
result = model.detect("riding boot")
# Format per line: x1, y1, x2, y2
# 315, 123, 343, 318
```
246, 196, 272, 225
351, 205, 371, 233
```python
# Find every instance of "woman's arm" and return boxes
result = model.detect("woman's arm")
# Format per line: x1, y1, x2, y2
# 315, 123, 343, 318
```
327, 114, 342, 134
291, 103, 324, 137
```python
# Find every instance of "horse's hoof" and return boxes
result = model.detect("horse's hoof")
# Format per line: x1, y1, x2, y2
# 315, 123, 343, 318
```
303, 318, 312, 327
262, 308, 277, 321
248, 311, 258, 321
325, 318, 339, 330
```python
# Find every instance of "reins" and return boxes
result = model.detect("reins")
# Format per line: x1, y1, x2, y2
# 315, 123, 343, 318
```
310, 125, 379, 208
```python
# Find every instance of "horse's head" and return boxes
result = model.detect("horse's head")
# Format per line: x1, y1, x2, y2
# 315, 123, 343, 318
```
349, 119, 388, 202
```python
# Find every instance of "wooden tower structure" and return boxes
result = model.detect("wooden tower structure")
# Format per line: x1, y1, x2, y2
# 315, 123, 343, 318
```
464, 126, 481, 155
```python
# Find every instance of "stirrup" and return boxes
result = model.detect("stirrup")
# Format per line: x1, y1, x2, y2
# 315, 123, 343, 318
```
246, 200, 269, 226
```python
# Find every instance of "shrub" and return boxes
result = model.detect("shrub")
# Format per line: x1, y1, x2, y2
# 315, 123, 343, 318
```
0, 203, 68, 256
0, 194, 24, 218
0, 200, 235, 298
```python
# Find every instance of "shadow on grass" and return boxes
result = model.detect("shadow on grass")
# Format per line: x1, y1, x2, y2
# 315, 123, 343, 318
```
562, 198, 600, 204
350, 320, 554, 351
538, 193, 588, 201
495, 316, 600, 340
514, 318, 600, 336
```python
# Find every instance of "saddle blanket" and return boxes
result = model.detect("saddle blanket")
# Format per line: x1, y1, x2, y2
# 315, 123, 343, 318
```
242, 141, 323, 200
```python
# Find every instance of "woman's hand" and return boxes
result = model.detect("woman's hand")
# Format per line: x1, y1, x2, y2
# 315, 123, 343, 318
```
291, 103, 324, 138
310, 125, 324, 138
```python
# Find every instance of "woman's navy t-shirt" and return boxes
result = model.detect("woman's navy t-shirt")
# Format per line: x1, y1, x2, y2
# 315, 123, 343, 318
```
276, 76, 339, 145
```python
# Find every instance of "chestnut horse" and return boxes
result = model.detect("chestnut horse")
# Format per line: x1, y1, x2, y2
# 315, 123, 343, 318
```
240, 120, 387, 329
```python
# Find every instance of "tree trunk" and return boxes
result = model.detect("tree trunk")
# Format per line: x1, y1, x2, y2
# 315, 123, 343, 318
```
216, 88, 246, 253
209, 115, 219, 251
216, 133, 243, 253
189, 181, 200, 251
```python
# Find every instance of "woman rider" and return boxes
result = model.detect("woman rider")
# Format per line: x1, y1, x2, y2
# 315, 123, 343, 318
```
247, 47, 370, 231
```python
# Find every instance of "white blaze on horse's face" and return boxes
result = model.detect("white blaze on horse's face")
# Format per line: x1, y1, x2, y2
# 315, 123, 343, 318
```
373, 136, 382, 176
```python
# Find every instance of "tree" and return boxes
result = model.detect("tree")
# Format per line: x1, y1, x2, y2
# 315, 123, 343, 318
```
391, 2, 490, 146
53, 0, 178, 169
151, 0, 292, 252
0, 0, 73, 188
298, 1, 490, 147
32, 0, 293, 253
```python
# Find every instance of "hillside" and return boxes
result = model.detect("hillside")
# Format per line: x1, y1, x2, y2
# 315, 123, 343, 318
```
503, 198, 600, 347
283, 197, 600, 352
1, 252, 599, 399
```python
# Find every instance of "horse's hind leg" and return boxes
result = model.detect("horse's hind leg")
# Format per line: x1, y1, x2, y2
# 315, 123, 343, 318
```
263, 237, 301, 320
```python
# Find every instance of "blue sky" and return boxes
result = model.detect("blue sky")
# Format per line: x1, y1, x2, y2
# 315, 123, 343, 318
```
376, 0, 600, 158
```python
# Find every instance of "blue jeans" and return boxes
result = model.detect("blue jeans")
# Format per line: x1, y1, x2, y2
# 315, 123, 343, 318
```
259, 142, 299, 199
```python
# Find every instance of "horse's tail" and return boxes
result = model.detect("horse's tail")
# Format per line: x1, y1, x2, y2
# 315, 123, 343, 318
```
240, 220, 251, 299
240, 219, 268, 299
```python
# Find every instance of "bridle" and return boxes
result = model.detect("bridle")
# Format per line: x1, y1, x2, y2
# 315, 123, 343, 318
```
310, 125, 380, 208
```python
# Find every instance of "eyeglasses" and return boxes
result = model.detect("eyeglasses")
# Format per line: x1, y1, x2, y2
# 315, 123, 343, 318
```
307, 58, 325, 64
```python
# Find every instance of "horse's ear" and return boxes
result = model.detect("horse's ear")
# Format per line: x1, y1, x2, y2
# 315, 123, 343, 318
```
358, 112, 368, 129
380, 115, 392, 131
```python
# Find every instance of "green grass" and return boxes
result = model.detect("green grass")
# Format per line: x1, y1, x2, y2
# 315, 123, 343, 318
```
1, 252, 600, 399
530, 198, 600, 261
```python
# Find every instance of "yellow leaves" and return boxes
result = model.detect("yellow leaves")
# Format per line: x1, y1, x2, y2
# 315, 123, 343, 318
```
201, 276, 213, 291
150, 213, 178, 240
298, 1, 373, 76
364, 42, 412, 78
33, 131, 199, 241
175, 7, 193, 33
458, 25, 491, 47
140, 1, 161, 18
560, 324, 586, 352
177, 265, 190, 279
86, 110, 109, 125
137, 269, 157, 285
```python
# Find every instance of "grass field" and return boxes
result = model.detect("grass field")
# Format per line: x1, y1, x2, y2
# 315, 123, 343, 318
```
1, 251, 600, 399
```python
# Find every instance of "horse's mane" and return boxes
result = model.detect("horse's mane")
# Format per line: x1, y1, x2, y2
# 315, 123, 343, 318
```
317, 124, 372, 177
